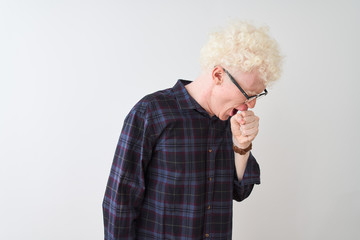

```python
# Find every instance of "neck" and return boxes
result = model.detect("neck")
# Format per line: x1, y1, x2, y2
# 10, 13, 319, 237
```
185, 72, 214, 116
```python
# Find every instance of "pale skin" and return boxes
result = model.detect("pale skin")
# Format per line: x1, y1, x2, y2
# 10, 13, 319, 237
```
185, 66, 265, 181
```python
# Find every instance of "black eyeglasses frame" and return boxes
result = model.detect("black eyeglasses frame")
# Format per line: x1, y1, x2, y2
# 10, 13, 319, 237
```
222, 67, 268, 103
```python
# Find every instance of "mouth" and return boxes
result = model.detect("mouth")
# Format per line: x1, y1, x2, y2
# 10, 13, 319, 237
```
230, 108, 238, 116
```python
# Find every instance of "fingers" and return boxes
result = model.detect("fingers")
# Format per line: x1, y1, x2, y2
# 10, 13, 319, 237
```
241, 118, 259, 136
239, 111, 259, 124
240, 116, 259, 132
236, 111, 259, 139
233, 113, 254, 124
239, 110, 254, 118
243, 115, 258, 124
241, 133, 257, 143
231, 110, 260, 147
240, 126, 258, 138
240, 118, 258, 129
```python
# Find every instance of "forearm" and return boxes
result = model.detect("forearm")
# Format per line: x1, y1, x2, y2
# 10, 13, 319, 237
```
233, 149, 260, 202
232, 135, 252, 181
232, 137, 261, 201
234, 148, 250, 181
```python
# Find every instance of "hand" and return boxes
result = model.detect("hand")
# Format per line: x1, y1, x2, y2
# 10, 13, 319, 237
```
230, 110, 260, 149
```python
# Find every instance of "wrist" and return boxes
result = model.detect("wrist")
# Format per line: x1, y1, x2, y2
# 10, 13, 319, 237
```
233, 142, 252, 155
232, 137, 251, 149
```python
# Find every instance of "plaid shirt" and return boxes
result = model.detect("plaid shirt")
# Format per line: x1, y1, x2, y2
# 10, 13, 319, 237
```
103, 80, 260, 240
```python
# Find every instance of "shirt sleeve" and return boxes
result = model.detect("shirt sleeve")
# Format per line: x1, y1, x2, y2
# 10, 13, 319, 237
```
102, 103, 154, 240
233, 152, 261, 202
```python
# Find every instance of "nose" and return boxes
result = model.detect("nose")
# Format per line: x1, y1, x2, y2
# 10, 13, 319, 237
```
246, 98, 257, 109
238, 99, 256, 111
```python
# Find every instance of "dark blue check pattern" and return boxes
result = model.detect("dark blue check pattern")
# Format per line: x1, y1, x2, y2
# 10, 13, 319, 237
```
102, 80, 261, 239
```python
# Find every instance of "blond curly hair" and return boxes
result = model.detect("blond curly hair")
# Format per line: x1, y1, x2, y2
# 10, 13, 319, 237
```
200, 21, 283, 85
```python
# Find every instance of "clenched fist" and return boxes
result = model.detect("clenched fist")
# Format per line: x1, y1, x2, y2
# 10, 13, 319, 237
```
230, 110, 260, 149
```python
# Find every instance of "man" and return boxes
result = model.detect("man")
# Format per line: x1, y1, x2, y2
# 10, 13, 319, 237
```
103, 21, 282, 239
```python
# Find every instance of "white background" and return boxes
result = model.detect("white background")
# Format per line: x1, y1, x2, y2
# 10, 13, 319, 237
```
1, 0, 359, 239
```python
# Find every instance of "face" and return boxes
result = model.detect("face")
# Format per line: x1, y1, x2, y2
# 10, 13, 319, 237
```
209, 67, 266, 121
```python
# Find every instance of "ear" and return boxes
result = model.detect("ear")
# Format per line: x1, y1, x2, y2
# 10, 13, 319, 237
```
212, 66, 224, 85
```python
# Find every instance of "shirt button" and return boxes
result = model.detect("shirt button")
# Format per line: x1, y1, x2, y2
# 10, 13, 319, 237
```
209, 177, 212, 181
205, 233, 210, 238
207, 205, 211, 210
208, 149, 212, 152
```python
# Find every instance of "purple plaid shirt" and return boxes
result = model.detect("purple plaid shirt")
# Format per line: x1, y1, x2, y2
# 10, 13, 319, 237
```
102, 80, 260, 240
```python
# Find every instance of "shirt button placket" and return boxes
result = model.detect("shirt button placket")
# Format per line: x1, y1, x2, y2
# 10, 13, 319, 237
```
205, 120, 216, 239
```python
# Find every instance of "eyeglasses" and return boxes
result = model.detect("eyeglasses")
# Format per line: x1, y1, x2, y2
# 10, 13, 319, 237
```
222, 67, 268, 103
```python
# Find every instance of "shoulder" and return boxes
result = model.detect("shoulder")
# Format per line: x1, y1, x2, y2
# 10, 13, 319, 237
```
122, 87, 178, 139
130, 87, 178, 117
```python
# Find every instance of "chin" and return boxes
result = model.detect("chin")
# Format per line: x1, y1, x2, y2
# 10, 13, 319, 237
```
219, 115, 230, 121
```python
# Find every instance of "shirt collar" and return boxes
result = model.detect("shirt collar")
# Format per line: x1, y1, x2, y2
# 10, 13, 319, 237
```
172, 80, 209, 116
